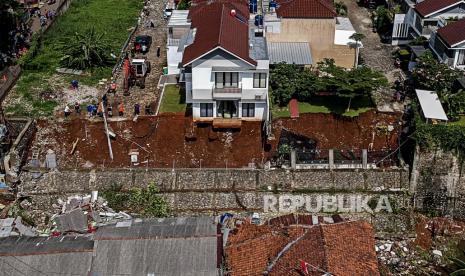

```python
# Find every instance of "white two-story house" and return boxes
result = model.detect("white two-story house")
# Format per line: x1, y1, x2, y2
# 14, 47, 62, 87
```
392, 0, 465, 44
167, 0, 270, 125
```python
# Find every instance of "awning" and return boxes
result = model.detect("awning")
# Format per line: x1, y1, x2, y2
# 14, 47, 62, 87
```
415, 89, 448, 121
267, 42, 312, 65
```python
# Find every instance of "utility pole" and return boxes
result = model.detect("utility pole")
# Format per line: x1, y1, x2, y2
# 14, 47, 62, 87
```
102, 105, 113, 160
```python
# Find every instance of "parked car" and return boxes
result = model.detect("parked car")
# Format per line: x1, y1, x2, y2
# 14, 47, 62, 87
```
134, 35, 152, 54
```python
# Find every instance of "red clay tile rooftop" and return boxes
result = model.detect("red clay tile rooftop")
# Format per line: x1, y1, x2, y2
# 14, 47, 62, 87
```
415, 0, 464, 17
182, 0, 256, 66
225, 217, 379, 276
437, 18, 465, 47
276, 0, 336, 18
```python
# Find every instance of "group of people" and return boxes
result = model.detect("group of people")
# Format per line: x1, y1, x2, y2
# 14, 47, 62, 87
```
64, 99, 153, 118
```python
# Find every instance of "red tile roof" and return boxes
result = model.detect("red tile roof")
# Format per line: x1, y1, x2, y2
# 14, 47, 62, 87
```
225, 219, 379, 276
182, 0, 256, 66
415, 0, 464, 17
276, 0, 336, 18
437, 18, 465, 47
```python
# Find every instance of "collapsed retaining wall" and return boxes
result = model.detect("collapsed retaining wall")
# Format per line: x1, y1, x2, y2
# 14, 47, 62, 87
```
412, 147, 465, 219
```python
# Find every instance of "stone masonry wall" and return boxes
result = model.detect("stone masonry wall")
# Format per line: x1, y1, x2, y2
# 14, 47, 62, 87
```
412, 147, 465, 219
20, 168, 409, 208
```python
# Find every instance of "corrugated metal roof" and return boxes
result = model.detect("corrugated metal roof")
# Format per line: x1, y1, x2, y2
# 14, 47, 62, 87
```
0, 236, 94, 256
267, 42, 312, 65
94, 216, 216, 240
91, 237, 218, 276
415, 89, 448, 121
0, 217, 219, 276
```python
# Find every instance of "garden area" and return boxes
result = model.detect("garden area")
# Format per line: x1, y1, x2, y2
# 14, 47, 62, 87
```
4, 0, 142, 117
270, 60, 384, 118
158, 84, 186, 114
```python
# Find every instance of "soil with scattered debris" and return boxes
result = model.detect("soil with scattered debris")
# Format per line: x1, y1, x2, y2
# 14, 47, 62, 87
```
29, 110, 401, 169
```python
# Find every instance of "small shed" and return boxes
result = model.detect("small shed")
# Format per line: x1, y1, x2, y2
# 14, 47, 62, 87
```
415, 89, 448, 123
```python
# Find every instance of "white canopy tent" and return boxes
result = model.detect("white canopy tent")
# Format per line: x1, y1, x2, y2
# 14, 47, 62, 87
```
415, 89, 448, 122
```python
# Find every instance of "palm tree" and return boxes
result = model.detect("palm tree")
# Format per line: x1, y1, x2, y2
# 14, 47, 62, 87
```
349, 33, 365, 68
60, 27, 110, 70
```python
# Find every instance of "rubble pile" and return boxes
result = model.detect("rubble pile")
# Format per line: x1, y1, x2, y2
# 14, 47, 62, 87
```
47, 192, 132, 235
376, 216, 465, 275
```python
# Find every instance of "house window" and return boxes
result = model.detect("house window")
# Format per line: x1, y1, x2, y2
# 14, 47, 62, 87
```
253, 73, 266, 88
215, 72, 239, 88
457, 50, 465, 66
242, 103, 255, 117
200, 103, 213, 117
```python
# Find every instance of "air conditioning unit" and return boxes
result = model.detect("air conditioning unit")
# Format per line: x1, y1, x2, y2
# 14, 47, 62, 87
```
255, 94, 262, 100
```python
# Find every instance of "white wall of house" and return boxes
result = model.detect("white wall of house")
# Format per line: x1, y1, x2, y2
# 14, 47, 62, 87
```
167, 45, 183, 75
186, 49, 269, 121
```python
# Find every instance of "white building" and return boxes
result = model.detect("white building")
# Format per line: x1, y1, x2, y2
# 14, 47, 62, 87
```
167, 1, 270, 124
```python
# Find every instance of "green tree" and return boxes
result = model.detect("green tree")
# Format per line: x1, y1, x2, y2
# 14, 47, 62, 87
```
177, 0, 190, 10
129, 183, 168, 217
270, 63, 301, 106
442, 90, 465, 121
318, 59, 387, 111
60, 27, 111, 70
349, 32, 365, 68
335, 2, 348, 16
412, 50, 462, 96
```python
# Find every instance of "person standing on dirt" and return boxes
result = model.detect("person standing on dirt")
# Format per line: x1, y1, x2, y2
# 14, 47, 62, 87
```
107, 105, 113, 117
118, 102, 125, 117
86, 104, 93, 117
145, 104, 152, 115
64, 105, 71, 117
157, 46, 161, 58
74, 102, 81, 115
102, 93, 108, 107
97, 102, 104, 117
134, 103, 140, 116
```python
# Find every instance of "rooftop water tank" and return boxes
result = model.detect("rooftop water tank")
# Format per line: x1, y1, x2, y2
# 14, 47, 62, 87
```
254, 14, 263, 26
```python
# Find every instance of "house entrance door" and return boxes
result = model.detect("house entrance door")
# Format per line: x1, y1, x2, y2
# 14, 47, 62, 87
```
217, 101, 238, 118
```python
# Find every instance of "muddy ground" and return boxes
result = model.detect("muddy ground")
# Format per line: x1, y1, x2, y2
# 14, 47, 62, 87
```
28, 110, 401, 169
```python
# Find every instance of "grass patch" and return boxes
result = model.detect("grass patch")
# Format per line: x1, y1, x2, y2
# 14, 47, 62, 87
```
272, 95, 374, 118
159, 84, 186, 113
7, 0, 142, 117
450, 116, 465, 126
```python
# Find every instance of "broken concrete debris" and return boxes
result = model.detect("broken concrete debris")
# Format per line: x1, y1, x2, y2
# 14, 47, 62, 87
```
0, 216, 36, 237
50, 192, 132, 234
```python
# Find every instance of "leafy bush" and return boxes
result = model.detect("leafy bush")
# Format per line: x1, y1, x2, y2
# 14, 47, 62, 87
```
102, 182, 168, 217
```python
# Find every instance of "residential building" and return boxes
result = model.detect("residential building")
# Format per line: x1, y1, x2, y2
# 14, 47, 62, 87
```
429, 18, 465, 69
223, 214, 380, 276
393, 0, 465, 44
167, 0, 270, 124
392, 0, 465, 68
0, 217, 220, 276
263, 0, 359, 68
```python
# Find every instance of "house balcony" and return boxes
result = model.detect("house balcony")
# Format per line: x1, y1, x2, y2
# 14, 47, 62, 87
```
212, 86, 242, 99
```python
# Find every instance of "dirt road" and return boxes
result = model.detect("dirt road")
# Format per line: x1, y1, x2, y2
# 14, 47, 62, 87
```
106, 0, 167, 117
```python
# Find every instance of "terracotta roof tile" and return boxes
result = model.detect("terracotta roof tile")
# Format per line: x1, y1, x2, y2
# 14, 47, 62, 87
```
275, 0, 336, 18
225, 219, 379, 276
414, 0, 464, 17
182, 0, 256, 66
437, 18, 465, 47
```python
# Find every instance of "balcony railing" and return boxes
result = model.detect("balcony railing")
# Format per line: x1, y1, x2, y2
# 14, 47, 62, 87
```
167, 38, 180, 46
212, 86, 242, 98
